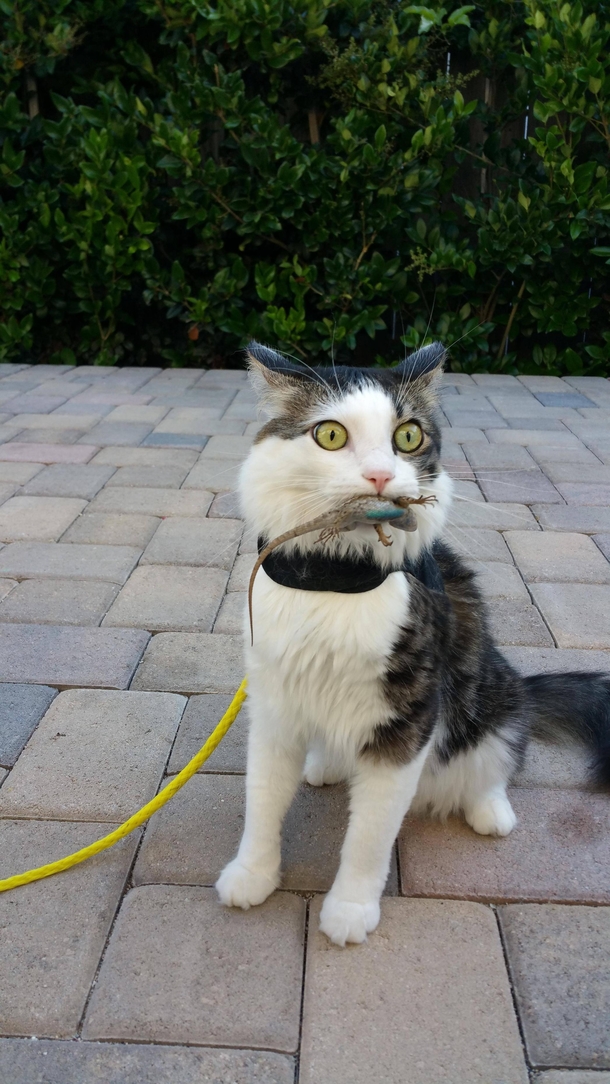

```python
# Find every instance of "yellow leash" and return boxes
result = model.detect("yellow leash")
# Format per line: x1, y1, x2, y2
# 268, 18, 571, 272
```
0, 678, 248, 894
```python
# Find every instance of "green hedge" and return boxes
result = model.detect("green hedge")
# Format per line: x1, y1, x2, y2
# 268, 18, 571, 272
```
1, 0, 609, 373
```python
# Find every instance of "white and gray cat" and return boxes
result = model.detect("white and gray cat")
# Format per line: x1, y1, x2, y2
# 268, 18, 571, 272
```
216, 342, 610, 946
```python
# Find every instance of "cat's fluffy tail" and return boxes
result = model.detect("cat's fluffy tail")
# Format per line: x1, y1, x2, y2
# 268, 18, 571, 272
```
525, 671, 610, 786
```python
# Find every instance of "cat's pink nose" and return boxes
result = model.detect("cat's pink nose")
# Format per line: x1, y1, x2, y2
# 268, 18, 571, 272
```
363, 470, 394, 494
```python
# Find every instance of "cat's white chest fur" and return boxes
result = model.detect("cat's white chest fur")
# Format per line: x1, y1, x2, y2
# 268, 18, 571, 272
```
246, 569, 410, 759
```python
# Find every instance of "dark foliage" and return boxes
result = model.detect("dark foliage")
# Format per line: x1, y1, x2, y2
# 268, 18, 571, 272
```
1, 0, 609, 372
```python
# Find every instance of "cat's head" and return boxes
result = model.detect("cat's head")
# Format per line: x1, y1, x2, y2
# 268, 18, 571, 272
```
240, 341, 452, 562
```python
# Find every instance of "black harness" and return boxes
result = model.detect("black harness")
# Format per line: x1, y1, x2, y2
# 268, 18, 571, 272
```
258, 537, 445, 595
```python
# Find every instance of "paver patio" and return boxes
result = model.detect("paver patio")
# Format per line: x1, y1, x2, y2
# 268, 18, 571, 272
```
0, 361, 609, 1083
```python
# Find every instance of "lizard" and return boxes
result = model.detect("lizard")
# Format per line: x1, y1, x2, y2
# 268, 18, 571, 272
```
247, 493, 436, 644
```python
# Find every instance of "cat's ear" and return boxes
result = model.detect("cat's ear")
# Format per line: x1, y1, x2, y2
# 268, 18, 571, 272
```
394, 341, 446, 389
245, 341, 309, 411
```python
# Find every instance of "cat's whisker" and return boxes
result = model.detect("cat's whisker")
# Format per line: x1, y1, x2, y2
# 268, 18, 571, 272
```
330, 317, 341, 394
449, 493, 489, 506
439, 525, 499, 573
277, 492, 337, 523
442, 522, 507, 559
442, 470, 533, 479
444, 317, 487, 355
199, 463, 243, 482
299, 359, 337, 400
395, 292, 438, 404
274, 347, 337, 399
446, 499, 534, 522
453, 475, 540, 490
442, 467, 551, 475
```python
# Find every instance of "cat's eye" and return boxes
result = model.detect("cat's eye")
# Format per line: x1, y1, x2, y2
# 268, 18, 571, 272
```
313, 420, 348, 451
394, 421, 424, 453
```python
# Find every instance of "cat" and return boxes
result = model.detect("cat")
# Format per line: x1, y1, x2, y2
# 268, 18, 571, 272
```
216, 340, 610, 947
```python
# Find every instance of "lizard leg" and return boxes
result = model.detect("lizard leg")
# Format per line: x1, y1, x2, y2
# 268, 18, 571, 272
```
374, 523, 393, 547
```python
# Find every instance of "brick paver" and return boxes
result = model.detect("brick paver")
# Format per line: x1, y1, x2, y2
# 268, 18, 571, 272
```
463, 441, 538, 469
506, 529, 610, 582
488, 426, 584, 446
105, 463, 189, 488
300, 898, 527, 1084
530, 583, 610, 648
142, 432, 209, 449
0, 462, 43, 483
131, 631, 242, 692
141, 515, 243, 569
444, 525, 514, 561
80, 421, 154, 446
182, 457, 243, 491
478, 468, 563, 503
516, 740, 590, 787
0, 578, 16, 600
0, 623, 149, 687
488, 598, 554, 646
470, 560, 529, 598
88, 485, 213, 518
499, 904, 610, 1068
0, 577, 120, 625
21, 463, 115, 498
399, 788, 610, 903
214, 590, 246, 633
0, 541, 141, 582
62, 511, 160, 546
83, 886, 305, 1050
531, 443, 601, 468
207, 489, 241, 518
0, 689, 185, 821
8, 412, 99, 431
167, 692, 247, 773
0, 819, 138, 1036
504, 645, 610, 674
0, 362, 609, 1079
0, 683, 57, 767
0, 442, 98, 463
102, 565, 228, 632
449, 499, 539, 529
91, 445, 198, 468
534, 1074, 610, 1084
0, 495, 87, 541
0, 1040, 294, 1083
534, 503, 610, 531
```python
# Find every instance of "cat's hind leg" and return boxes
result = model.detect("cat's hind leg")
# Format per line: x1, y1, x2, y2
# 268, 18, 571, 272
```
461, 731, 521, 836
415, 730, 521, 837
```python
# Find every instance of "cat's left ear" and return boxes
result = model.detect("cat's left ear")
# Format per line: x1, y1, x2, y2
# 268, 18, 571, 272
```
393, 341, 446, 390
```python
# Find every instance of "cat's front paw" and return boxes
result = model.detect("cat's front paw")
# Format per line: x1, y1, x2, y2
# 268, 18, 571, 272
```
319, 894, 380, 947
216, 859, 278, 909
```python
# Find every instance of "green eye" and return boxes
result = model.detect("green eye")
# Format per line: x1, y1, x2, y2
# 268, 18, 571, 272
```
394, 421, 424, 453
313, 420, 348, 450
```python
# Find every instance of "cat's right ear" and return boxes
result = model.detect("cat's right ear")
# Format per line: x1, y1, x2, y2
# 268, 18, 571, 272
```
245, 341, 307, 411
393, 341, 446, 385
